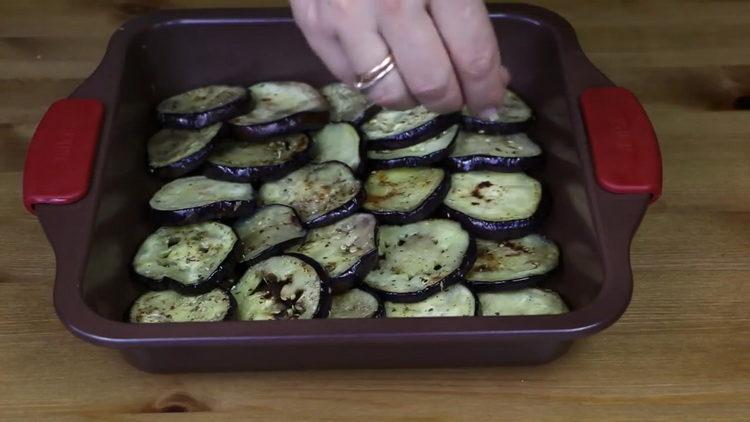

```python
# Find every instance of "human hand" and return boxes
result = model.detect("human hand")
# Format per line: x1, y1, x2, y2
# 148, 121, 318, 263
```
290, 0, 510, 119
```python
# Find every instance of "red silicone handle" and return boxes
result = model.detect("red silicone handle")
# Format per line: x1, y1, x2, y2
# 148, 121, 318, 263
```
580, 87, 662, 202
23, 99, 104, 214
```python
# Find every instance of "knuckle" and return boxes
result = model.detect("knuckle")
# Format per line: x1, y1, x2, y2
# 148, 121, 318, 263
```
379, 0, 406, 16
458, 52, 497, 79
410, 75, 452, 103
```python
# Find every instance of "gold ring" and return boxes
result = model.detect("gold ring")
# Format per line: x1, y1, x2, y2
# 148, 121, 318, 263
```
355, 53, 395, 91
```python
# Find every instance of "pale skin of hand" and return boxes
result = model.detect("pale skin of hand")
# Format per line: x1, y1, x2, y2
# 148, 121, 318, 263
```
290, 0, 511, 119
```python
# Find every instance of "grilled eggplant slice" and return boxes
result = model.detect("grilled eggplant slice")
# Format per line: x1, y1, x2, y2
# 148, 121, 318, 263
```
328, 288, 384, 319
128, 288, 235, 323
362, 106, 459, 150
204, 133, 313, 182
461, 89, 533, 135
362, 219, 475, 302
259, 161, 363, 228
321, 82, 380, 125
363, 167, 449, 224
447, 131, 543, 172
384, 284, 476, 317
465, 235, 559, 292
231, 255, 331, 320
149, 176, 255, 225
234, 205, 307, 268
443, 172, 542, 241
287, 213, 378, 293
147, 123, 222, 179
157, 85, 250, 129
230, 81, 329, 140
132, 222, 238, 295
366, 125, 458, 170
312, 123, 363, 174
477, 288, 568, 316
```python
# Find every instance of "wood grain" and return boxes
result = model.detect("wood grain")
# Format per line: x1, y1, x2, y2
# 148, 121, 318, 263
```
1, 1, 748, 421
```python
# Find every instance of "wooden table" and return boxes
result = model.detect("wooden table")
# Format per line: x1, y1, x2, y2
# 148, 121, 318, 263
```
1, 1, 748, 420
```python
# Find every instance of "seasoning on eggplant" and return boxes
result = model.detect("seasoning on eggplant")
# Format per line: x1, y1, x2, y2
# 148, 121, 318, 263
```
446, 131, 543, 172
312, 122, 363, 173
465, 235, 559, 292
443, 171, 542, 241
231, 255, 331, 320
156, 85, 250, 129
362, 219, 475, 302
259, 161, 363, 228
132, 222, 238, 295
384, 284, 476, 317
461, 89, 533, 135
477, 288, 568, 316
362, 106, 458, 150
287, 213, 377, 293
328, 288, 384, 319
321, 82, 379, 125
363, 167, 449, 224
147, 123, 222, 179
230, 81, 329, 140
366, 124, 459, 170
234, 205, 307, 268
149, 175, 255, 225
128, 288, 235, 323
204, 133, 313, 182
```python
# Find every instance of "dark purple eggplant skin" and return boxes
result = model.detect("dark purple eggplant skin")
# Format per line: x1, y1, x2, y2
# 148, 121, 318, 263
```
279, 253, 333, 319
348, 104, 382, 127
367, 129, 457, 170
231, 110, 329, 141
133, 248, 239, 296
304, 188, 366, 229
368, 237, 477, 303
464, 273, 550, 293
203, 141, 314, 183
365, 175, 450, 225
150, 200, 256, 226
353, 285, 386, 318
148, 142, 215, 180
365, 112, 460, 151
158, 95, 252, 130
445, 153, 544, 173
441, 204, 544, 242
237, 236, 307, 271
460, 116, 533, 135
327, 248, 379, 294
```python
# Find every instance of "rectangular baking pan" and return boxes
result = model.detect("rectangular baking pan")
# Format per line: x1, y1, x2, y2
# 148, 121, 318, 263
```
22, 4, 661, 372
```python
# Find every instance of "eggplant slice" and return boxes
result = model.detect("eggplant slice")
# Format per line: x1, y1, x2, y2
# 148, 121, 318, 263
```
367, 124, 458, 170
328, 288, 384, 319
321, 82, 380, 125
287, 213, 378, 293
157, 85, 250, 129
312, 123, 363, 173
205, 133, 313, 182
133, 222, 238, 295
231, 255, 331, 320
233, 205, 307, 268
149, 175, 255, 225
128, 288, 235, 323
466, 235, 559, 292
461, 89, 533, 135
363, 167, 449, 224
446, 131, 543, 172
443, 171, 542, 241
230, 81, 329, 140
362, 106, 458, 150
384, 284, 476, 317
147, 123, 222, 179
259, 161, 363, 228
362, 219, 475, 302
477, 288, 568, 316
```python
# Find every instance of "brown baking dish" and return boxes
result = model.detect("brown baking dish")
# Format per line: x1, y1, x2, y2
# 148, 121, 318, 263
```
22, 4, 662, 372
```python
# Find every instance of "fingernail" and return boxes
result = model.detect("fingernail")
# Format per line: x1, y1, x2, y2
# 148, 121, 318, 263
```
478, 107, 500, 121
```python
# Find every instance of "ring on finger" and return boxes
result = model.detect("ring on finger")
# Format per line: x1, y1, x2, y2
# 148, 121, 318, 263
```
354, 53, 396, 91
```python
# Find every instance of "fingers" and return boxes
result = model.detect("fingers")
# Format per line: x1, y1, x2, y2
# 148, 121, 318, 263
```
376, 0, 463, 113
325, 1, 417, 110
428, 0, 510, 118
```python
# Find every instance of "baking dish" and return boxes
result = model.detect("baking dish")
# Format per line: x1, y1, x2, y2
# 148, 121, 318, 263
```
22, 4, 661, 372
